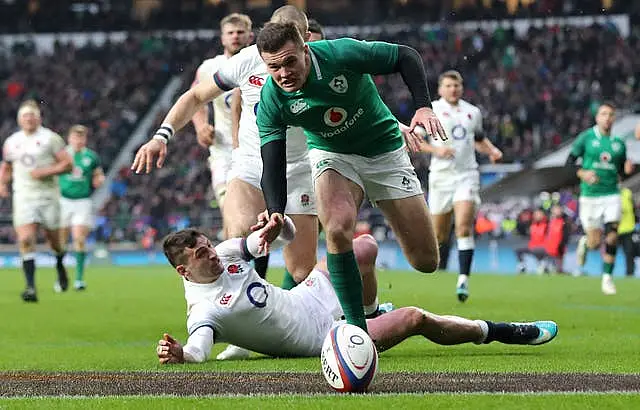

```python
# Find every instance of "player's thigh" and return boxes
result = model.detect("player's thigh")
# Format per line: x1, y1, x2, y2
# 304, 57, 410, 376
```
59, 198, 74, 231
309, 150, 364, 240
209, 145, 232, 201
428, 174, 454, 216
453, 200, 476, 238
223, 177, 265, 237
69, 198, 95, 229
602, 194, 622, 226
579, 196, 605, 234
377, 194, 439, 273
283, 214, 319, 282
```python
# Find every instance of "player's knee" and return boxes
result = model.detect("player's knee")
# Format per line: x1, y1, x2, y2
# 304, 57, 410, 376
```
73, 238, 86, 252
406, 306, 432, 330
323, 217, 356, 249
455, 225, 473, 239
353, 234, 378, 266
408, 252, 439, 274
19, 237, 35, 253
436, 230, 449, 245
605, 242, 617, 257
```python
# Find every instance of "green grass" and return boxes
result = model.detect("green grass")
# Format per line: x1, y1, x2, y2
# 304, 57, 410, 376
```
2, 394, 640, 410
2, 265, 639, 407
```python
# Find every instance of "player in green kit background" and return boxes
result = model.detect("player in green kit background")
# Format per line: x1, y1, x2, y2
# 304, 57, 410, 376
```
566, 103, 632, 295
59, 125, 105, 290
254, 22, 447, 331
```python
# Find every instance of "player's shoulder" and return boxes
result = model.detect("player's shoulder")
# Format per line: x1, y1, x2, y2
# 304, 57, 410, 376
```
577, 127, 594, 139
229, 44, 260, 67
39, 126, 62, 139
459, 99, 481, 113
431, 98, 446, 109
5, 130, 23, 142
186, 301, 218, 332
308, 38, 359, 59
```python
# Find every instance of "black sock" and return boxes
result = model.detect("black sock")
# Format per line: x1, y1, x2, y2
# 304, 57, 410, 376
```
23, 258, 36, 289
254, 255, 269, 279
438, 243, 450, 270
459, 249, 473, 277
484, 321, 540, 344
55, 253, 68, 286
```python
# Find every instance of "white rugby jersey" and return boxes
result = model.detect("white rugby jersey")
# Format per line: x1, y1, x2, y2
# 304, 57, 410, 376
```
196, 55, 234, 149
213, 44, 309, 165
429, 98, 483, 173
183, 237, 325, 358
2, 126, 65, 198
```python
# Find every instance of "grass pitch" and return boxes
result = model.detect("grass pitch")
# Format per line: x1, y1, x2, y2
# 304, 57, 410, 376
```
1, 264, 639, 408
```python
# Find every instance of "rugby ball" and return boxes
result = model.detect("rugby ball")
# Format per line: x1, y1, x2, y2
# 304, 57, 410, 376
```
320, 323, 378, 392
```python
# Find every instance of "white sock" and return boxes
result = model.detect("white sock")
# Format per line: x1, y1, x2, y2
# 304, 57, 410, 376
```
457, 274, 469, 287
364, 296, 379, 316
474, 320, 488, 344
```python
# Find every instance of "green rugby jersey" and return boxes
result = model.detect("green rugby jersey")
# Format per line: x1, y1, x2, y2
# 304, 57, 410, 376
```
59, 147, 101, 199
570, 126, 626, 197
258, 38, 404, 157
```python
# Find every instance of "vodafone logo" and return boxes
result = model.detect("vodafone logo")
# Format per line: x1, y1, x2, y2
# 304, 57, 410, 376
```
324, 107, 347, 127
248, 75, 265, 87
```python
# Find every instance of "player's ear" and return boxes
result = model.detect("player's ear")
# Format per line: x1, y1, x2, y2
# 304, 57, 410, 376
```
303, 31, 311, 42
176, 265, 187, 278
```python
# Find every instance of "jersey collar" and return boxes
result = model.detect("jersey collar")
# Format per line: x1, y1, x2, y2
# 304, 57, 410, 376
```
308, 47, 322, 80
593, 126, 610, 138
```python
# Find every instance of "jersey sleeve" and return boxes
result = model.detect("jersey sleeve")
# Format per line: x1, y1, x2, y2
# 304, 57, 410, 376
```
186, 302, 218, 336
328, 38, 399, 75
213, 47, 254, 91
2, 139, 13, 163
50, 132, 66, 154
570, 131, 587, 158
257, 81, 287, 145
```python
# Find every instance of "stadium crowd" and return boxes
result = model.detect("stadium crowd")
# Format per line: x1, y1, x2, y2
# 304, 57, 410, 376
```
1, 20, 639, 244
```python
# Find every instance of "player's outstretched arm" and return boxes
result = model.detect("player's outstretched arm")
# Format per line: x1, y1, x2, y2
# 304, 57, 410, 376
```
245, 214, 296, 257
157, 327, 215, 364
131, 78, 224, 174
191, 68, 215, 148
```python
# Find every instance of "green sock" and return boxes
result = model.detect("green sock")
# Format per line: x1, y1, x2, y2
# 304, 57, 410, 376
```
281, 269, 297, 290
603, 262, 614, 275
327, 251, 367, 331
75, 251, 86, 281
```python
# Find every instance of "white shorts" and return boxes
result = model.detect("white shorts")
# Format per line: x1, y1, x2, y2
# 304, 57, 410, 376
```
579, 194, 621, 230
208, 144, 233, 191
308, 146, 423, 205
227, 148, 317, 215
428, 170, 481, 215
60, 197, 95, 228
290, 269, 343, 349
13, 194, 60, 229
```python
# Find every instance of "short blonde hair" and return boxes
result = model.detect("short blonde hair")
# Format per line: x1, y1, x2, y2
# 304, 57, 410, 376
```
438, 70, 464, 85
220, 13, 252, 31
270, 5, 308, 36
17, 99, 41, 119
68, 124, 89, 137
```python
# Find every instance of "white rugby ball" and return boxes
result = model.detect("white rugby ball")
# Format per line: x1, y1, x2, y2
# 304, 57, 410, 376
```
413, 125, 428, 138
320, 323, 378, 393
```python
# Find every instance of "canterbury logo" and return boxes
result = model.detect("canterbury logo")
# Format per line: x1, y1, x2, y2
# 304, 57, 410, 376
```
248, 75, 265, 87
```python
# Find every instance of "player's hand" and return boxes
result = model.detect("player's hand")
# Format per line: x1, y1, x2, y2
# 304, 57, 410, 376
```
0, 183, 9, 198
624, 159, 634, 175
580, 170, 599, 185
398, 122, 423, 153
410, 107, 447, 142
157, 333, 184, 364
489, 148, 503, 163
196, 124, 215, 148
29, 168, 47, 180
131, 139, 167, 174
250, 210, 270, 232
257, 212, 284, 254
435, 146, 456, 159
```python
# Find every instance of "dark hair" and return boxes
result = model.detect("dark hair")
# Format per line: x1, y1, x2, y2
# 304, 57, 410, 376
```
162, 229, 204, 268
308, 19, 324, 39
257, 22, 305, 54
599, 101, 616, 111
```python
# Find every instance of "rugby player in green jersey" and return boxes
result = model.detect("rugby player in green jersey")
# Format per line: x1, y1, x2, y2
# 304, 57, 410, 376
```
566, 102, 632, 295
253, 22, 447, 331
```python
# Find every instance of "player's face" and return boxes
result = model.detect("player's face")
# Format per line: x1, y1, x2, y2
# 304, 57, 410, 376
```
596, 105, 615, 133
221, 23, 252, 56
438, 78, 463, 104
262, 41, 310, 92
18, 111, 41, 133
182, 236, 223, 283
533, 210, 545, 221
68, 132, 87, 150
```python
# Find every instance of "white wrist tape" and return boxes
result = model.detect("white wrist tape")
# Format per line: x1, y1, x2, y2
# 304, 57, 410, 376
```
154, 123, 174, 143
